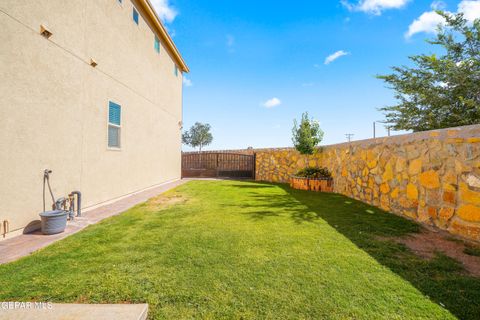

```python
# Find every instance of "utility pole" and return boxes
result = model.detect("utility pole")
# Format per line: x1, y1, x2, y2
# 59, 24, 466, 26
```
373, 122, 376, 139
345, 133, 354, 142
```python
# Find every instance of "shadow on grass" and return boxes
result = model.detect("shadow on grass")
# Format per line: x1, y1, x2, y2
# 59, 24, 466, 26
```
228, 184, 276, 189
232, 181, 480, 320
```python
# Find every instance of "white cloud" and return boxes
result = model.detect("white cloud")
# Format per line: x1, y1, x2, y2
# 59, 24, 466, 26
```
262, 98, 282, 108
405, 11, 446, 38
405, 1, 480, 39
183, 75, 192, 87
342, 0, 410, 15
324, 50, 350, 65
458, 0, 480, 22
151, 0, 178, 23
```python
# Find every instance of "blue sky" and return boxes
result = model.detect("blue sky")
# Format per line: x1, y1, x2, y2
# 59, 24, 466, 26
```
151, 0, 480, 150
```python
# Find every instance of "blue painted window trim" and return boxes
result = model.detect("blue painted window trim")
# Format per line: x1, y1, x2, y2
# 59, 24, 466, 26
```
133, 7, 139, 25
174, 65, 178, 77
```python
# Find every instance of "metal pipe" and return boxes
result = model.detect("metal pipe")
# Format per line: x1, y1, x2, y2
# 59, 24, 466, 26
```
69, 191, 82, 217
2, 220, 9, 238
55, 197, 66, 211
68, 194, 75, 220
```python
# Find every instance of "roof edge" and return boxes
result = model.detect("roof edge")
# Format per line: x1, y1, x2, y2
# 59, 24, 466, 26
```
139, 0, 189, 73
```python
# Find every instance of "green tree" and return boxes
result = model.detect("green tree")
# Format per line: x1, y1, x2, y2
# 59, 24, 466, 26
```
182, 122, 213, 152
292, 112, 324, 155
378, 12, 480, 132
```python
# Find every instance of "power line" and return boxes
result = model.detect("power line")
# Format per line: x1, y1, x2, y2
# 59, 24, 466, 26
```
345, 133, 354, 142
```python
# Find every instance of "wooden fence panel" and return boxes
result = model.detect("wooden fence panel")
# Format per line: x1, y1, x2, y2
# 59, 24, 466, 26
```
182, 153, 255, 178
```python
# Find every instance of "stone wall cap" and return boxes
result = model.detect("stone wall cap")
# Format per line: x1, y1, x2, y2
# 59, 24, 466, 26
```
182, 124, 479, 155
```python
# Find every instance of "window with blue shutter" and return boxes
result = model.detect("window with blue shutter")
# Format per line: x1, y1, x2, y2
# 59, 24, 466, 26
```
109, 102, 121, 125
133, 7, 139, 25
108, 101, 121, 148
174, 65, 178, 77
154, 36, 160, 53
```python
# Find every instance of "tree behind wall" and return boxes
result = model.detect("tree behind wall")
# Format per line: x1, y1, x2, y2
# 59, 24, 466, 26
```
292, 112, 324, 155
378, 12, 480, 132
182, 122, 213, 152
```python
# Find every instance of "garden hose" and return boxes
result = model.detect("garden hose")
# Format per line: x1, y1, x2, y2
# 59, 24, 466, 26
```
43, 169, 55, 212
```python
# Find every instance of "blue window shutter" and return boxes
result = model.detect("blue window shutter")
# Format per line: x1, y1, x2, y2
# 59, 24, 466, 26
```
109, 101, 121, 125
133, 8, 139, 24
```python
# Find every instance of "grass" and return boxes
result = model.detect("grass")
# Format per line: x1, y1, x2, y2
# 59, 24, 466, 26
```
464, 245, 480, 257
0, 180, 479, 319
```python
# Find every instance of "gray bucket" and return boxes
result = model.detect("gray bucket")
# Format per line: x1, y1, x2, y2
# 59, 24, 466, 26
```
39, 210, 68, 235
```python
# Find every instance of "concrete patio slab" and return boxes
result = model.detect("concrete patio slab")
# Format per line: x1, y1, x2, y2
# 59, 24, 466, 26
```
0, 303, 148, 320
0, 179, 186, 265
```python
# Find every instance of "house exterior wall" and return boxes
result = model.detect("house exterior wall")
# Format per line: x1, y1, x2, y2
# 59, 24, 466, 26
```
0, 0, 185, 238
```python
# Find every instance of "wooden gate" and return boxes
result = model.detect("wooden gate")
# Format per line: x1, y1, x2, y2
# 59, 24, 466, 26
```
182, 153, 255, 179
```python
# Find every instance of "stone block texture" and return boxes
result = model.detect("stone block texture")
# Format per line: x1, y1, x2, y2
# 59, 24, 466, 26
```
254, 125, 480, 242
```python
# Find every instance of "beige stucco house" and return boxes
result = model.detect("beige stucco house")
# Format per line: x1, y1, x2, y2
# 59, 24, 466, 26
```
0, 0, 189, 238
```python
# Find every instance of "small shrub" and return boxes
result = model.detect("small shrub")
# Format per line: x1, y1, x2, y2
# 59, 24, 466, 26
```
295, 167, 331, 179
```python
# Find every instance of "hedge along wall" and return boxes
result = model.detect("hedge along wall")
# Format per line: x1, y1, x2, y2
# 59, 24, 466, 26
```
254, 125, 480, 242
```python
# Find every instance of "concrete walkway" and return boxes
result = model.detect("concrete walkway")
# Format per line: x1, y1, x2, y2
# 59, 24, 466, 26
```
0, 179, 186, 265
0, 303, 148, 320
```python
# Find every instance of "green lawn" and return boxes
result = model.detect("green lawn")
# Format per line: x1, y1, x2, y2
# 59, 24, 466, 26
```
1, 180, 479, 319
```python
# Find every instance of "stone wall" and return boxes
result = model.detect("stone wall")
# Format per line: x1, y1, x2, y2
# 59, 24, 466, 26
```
255, 125, 480, 242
